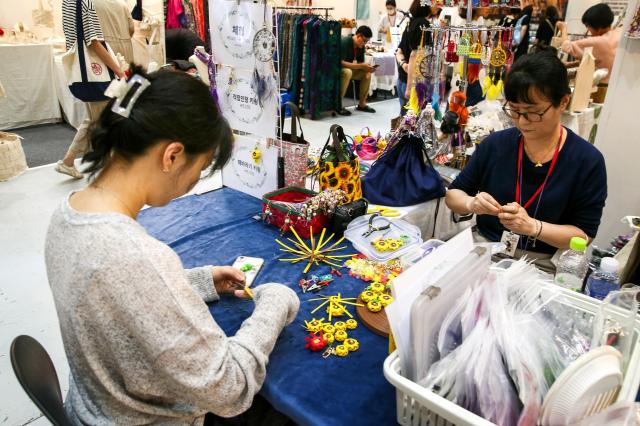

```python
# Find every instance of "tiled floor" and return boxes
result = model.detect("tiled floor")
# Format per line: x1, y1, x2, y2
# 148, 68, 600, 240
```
0, 99, 399, 425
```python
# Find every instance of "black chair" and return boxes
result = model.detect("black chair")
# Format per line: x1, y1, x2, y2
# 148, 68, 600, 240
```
10, 335, 70, 426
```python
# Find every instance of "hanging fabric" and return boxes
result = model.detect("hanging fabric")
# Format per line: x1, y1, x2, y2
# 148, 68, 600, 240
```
276, 11, 341, 119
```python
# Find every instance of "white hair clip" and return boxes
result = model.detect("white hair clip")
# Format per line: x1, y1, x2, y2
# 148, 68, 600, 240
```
105, 74, 151, 118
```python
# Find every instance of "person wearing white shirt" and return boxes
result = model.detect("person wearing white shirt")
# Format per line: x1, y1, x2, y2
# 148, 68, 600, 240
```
377, 0, 398, 48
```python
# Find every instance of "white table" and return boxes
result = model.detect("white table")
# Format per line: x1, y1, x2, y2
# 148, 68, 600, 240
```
0, 43, 62, 130
366, 52, 397, 95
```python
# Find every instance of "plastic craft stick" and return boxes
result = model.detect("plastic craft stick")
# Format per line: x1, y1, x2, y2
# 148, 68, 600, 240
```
316, 232, 336, 251
275, 239, 306, 254
285, 237, 308, 252
290, 227, 312, 252
322, 236, 347, 252
310, 226, 316, 252
316, 228, 327, 251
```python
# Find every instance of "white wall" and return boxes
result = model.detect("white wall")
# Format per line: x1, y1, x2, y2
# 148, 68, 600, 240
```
592, 0, 640, 248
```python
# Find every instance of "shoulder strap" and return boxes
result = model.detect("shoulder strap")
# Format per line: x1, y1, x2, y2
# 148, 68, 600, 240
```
278, 101, 305, 143
75, 0, 89, 83
319, 124, 347, 163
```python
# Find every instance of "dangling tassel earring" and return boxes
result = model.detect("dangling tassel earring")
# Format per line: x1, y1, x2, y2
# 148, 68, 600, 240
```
415, 80, 428, 111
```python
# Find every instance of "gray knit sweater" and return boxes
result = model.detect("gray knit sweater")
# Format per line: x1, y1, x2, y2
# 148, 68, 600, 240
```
45, 194, 300, 425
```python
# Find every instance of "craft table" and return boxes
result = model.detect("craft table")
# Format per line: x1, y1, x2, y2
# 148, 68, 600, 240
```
0, 43, 62, 130
137, 187, 397, 426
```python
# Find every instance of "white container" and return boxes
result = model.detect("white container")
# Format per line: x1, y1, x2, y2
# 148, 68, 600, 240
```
344, 215, 422, 262
383, 286, 640, 426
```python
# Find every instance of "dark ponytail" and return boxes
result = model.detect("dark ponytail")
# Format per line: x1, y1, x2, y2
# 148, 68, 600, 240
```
83, 64, 233, 177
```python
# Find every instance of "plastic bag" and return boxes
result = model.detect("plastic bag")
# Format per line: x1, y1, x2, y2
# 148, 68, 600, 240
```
592, 288, 640, 371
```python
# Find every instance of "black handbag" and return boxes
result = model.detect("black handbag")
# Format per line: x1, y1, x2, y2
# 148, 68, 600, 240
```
330, 198, 369, 237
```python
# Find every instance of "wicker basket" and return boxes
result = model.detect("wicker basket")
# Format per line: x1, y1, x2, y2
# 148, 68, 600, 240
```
0, 132, 27, 181
262, 187, 331, 239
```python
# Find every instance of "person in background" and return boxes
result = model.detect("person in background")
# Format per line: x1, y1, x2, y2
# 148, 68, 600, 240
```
338, 25, 376, 116
498, 7, 519, 29
561, 3, 621, 103
56, 0, 131, 179
513, 5, 534, 61
377, 0, 397, 49
428, 6, 443, 27
403, 0, 431, 101
445, 52, 607, 273
535, 6, 560, 48
46, 66, 300, 424
165, 27, 207, 61
395, 22, 412, 116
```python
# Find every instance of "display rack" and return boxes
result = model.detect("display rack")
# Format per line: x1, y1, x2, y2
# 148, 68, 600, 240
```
275, 6, 334, 20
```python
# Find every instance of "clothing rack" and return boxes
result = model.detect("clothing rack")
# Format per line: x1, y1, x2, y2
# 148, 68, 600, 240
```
275, 6, 334, 20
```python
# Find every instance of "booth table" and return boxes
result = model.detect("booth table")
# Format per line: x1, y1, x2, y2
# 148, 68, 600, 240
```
0, 43, 62, 130
366, 52, 397, 95
137, 188, 397, 426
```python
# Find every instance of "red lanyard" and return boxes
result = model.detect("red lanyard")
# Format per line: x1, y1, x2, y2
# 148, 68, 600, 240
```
515, 128, 563, 210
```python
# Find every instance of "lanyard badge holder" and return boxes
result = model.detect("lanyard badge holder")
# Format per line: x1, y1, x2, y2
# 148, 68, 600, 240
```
501, 128, 564, 257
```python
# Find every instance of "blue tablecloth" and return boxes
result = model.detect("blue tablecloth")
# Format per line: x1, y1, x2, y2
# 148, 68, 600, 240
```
138, 188, 397, 426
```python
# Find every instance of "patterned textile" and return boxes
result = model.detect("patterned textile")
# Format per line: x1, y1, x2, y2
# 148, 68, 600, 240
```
276, 13, 341, 118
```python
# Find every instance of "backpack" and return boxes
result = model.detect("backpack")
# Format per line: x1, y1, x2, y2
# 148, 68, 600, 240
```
513, 14, 528, 45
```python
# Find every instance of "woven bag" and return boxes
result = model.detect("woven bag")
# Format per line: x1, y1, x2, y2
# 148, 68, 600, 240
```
0, 132, 27, 181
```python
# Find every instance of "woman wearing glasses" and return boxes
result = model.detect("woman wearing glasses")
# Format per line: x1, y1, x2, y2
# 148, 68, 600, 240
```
445, 52, 607, 272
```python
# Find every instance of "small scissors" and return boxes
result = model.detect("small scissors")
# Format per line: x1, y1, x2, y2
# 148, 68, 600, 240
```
367, 206, 401, 217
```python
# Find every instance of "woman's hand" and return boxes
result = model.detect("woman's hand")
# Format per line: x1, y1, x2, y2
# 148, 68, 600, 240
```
468, 192, 502, 216
212, 266, 250, 299
498, 202, 537, 236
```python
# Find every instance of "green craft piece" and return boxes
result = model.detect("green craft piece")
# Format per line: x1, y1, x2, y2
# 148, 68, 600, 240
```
240, 264, 255, 272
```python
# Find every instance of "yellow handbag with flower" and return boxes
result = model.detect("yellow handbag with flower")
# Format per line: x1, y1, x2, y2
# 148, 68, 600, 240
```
317, 124, 362, 202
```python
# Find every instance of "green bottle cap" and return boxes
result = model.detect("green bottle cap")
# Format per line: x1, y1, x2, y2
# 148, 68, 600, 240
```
569, 236, 587, 252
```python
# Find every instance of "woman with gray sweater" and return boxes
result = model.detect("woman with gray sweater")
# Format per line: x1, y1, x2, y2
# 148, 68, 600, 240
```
45, 67, 300, 425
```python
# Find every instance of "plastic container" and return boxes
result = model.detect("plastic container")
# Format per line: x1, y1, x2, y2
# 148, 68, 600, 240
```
344, 215, 422, 262
586, 257, 621, 300
555, 237, 589, 292
383, 286, 640, 426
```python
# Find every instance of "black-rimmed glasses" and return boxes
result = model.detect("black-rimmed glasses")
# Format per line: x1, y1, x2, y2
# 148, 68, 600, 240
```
502, 103, 553, 122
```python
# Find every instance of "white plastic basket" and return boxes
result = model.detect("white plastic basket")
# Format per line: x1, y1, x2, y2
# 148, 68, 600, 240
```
383, 287, 640, 426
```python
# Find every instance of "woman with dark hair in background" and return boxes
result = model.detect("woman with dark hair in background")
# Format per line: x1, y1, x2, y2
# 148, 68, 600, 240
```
445, 52, 607, 272
535, 6, 560, 48
377, 0, 398, 48
399, 0, 431, 101
395, 0, 431, 115
45, 66, 299, 425
513, 5, 534, 61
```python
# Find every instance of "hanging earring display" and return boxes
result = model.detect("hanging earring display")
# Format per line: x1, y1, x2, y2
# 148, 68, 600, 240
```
252, 1, 276, 62
253, 29, 276, 62
445, 33, 459, 63
490, 30, 507, 67
418, 46, 433, 78
456, 31, 470, 56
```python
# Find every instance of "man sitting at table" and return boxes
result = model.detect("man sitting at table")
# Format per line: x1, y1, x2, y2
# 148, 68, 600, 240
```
338, 25, 377, 116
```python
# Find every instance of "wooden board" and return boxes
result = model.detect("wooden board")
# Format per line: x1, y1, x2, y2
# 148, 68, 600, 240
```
356, 294, 390, 337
